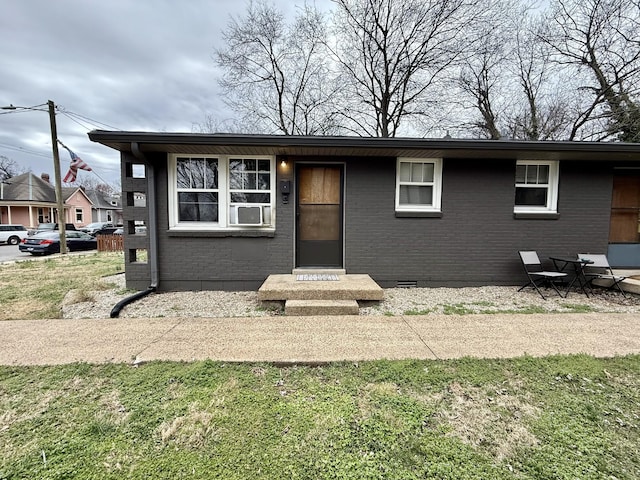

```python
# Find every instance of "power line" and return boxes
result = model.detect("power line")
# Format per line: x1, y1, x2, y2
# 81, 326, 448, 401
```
0, 103, 48, 115
56, 107, 121, 131
58, 111, 95, 131
2, 104, 121, 130
2, 104, 121, 186
0, 142, 53, 159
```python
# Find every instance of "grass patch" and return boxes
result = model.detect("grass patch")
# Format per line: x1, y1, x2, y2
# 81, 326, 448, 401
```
404, 303, 558, 316
0, 253, 124, 320
0, 355, 638, 479
471, 300, 495, 307
256, 301, 285, 314
443, 303, 476, 315
561, 303, 596, 313
404, 308, 434, 315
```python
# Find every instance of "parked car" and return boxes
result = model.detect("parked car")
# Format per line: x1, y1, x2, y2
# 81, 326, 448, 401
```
81, 222, 114, 235
19, 231, 97, 255
110, 226, 143, 235
33, 223, 77, 235
92, 226, 120, 236
0, 224, 29, 245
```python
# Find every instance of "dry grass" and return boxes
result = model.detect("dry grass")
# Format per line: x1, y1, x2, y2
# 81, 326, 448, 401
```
439, 381, 540, 461
0, 253, 123, 320
158, 378, 239, 448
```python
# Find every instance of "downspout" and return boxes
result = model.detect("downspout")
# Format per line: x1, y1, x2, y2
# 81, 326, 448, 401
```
110, 142, 159, 317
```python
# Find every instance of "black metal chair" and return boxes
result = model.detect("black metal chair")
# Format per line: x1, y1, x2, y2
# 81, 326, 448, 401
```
577, 254, 627, 297
518, 251, 568, 299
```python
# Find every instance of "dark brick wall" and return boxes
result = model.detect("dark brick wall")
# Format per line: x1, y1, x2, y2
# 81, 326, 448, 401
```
121, 152, 618, 291
345, 157, 613, 287
150, 155, 295, 291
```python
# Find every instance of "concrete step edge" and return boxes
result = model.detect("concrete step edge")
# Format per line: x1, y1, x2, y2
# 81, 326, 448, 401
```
285, 299, 359, 306
292, 268, 347, 275
260, 290, 383, 301
284, 299, 360, 316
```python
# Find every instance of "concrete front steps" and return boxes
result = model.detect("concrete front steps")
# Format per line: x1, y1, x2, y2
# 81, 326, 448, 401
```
258, 270, 383, 316
595, 270, 640, 295
285, 299, 360, 316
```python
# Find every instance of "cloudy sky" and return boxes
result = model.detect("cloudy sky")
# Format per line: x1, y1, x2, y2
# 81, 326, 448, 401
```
0, 0, 329, 185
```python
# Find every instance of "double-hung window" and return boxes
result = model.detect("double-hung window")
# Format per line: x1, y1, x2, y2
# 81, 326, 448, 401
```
395, 158, 443, 212
514, 160, 559, 213
169, 154, 275, 230
175, 157, 219, 222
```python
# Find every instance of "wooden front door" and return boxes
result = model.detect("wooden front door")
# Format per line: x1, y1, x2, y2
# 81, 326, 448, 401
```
296, 165, 344, 268
609, 174, 640, 243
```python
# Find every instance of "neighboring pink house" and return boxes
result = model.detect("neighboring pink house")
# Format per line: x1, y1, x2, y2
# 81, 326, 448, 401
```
65, 187, 93, 227
0, 172, 93, 228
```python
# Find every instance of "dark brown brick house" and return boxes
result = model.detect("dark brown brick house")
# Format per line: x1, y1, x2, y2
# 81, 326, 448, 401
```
88, 132, 640, 291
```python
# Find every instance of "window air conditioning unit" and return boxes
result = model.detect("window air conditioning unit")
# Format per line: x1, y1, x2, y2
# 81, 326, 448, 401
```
234, 205, 263, 226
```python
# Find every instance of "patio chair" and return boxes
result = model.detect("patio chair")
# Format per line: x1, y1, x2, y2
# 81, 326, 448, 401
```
576, 254, 627, 297
518, 251, 568, 299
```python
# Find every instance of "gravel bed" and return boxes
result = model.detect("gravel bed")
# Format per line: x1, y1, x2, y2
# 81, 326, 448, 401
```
61, 274, 640, 319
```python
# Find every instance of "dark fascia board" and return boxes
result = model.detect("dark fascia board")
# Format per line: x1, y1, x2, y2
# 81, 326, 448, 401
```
87, 130, 640, 161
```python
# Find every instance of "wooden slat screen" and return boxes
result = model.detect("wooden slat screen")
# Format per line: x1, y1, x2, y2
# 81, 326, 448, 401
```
97, 235, 124, 252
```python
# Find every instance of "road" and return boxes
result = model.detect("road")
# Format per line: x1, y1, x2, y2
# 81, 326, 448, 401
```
0, 245, 101, 263
0, 244, 32, 263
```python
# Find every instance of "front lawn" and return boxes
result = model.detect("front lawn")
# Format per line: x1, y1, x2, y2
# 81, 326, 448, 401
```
1, 355, 638, 479
0, 253, 124, 320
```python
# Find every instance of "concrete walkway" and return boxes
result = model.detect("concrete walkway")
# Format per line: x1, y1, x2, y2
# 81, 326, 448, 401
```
1, 312, 639, 365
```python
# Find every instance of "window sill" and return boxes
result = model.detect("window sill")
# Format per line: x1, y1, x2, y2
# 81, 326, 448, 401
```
395, 211, 443, 218
167, 229, 275, 238
513, 212, 560, 220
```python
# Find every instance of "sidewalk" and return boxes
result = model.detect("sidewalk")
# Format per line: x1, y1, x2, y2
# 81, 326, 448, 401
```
1, 312, 639, 365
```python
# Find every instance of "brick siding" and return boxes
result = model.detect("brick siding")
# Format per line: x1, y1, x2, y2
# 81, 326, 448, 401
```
120, 152, 615, 291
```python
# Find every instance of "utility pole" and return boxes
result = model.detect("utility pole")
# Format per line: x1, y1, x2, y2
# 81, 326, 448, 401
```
48, 100, 67, 254
2, 100, 67, 252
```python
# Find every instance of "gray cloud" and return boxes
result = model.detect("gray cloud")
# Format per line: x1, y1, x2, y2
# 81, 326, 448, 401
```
0, 0, 292, 184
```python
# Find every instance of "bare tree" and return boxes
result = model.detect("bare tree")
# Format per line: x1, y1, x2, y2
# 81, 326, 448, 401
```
215, 0, 339, 135
454, 1, 575, 140
455, 0, 514, 139
330, 0, 478, 137
0, 155, 25, 181
543, 0, 640, 141
192, 114, 256, 134
76, 176, 115, 195
506, 11, 576, 140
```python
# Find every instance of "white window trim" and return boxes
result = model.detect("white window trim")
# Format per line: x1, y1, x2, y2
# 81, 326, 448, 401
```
514, 160, 559, 214
168, 154, 276, 231
395, 157, 443, 212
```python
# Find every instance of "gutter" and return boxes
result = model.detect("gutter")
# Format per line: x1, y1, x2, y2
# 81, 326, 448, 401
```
88, 130, 640, 163
88, 130, 640, 153
110, 142, 160, 318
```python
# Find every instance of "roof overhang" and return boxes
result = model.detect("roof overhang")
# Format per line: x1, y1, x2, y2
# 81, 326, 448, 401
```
88, 131, 640, 162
